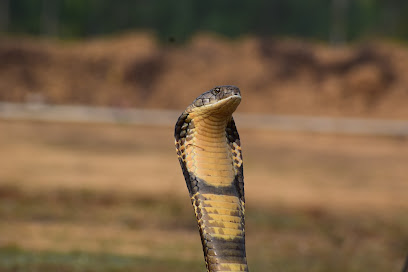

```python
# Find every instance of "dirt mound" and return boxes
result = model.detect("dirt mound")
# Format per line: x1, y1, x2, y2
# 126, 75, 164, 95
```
1, 33, 408, 118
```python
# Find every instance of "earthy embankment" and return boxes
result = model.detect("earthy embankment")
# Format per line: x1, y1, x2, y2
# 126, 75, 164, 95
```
1, 33, 408, 118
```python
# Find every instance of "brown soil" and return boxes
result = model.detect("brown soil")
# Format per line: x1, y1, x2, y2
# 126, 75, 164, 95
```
1, 120, 407, 214
1, 121, 407, 271
1, 33, 408, 118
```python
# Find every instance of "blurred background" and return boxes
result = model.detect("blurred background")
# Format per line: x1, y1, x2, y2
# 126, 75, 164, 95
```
0, 1, 408, 271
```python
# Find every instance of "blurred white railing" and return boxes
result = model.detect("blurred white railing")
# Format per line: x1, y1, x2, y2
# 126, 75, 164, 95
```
0, 102, 408, 136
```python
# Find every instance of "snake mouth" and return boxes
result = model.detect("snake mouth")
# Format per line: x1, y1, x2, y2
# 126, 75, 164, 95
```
193, 92, 242, 118
207, 94, 241, 107
198, 96, 241, 117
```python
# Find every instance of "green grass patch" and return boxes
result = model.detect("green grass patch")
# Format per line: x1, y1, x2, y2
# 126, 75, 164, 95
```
0, 245, 201, 272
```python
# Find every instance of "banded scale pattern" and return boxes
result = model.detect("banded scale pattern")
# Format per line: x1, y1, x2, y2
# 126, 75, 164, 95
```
175, 86, 248, 272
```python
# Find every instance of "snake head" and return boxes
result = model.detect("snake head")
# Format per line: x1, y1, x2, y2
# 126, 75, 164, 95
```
187, 85, 242, 116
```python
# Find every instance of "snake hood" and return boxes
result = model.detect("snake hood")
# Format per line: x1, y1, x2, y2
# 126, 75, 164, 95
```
185, 85, 242, 117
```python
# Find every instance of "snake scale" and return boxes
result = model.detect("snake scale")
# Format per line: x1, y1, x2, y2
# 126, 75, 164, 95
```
174, 85, 248, 272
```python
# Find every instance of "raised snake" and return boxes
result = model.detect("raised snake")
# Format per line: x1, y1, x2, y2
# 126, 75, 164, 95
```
174, 85, 248, 272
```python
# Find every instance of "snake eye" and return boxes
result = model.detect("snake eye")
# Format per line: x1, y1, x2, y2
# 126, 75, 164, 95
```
212, 88, 221, 95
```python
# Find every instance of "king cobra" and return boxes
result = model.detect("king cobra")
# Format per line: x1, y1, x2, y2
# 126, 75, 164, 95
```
175, 85, 248, 272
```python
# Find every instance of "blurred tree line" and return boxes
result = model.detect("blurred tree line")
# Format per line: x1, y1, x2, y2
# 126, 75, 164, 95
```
1, 0, 408, 44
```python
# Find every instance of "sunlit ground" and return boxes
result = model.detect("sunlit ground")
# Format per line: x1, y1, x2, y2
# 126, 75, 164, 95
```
0, 120, 407, 271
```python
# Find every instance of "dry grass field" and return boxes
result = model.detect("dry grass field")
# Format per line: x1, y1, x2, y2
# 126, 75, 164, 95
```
0, 120, 407, 271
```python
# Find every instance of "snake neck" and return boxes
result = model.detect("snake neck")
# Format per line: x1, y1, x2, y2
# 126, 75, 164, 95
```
187, 114, 235, 187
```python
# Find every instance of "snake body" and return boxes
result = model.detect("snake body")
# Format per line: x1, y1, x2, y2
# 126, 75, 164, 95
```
175, 86, 248, 272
